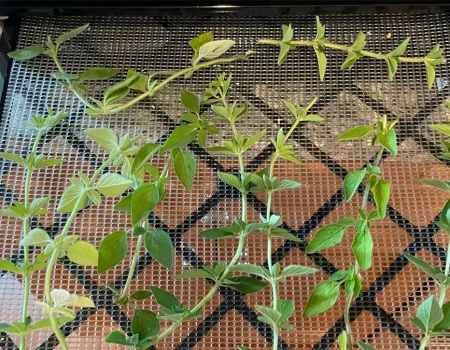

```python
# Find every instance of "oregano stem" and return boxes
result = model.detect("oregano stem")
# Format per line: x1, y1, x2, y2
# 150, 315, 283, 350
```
150, 113, 248, 348
43, 151, 119, 350
19, 128, 44, 350
51, 52, 251, 115
51, 53, 98, 110
119, 153, 172, 299
344, 147, 384, 349
258, 39, 428, 64
439, 238, 450, 306
265, 117, 303, 349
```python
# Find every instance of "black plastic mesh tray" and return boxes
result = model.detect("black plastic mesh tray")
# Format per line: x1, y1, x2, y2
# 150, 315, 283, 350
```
0, 13, 450, 350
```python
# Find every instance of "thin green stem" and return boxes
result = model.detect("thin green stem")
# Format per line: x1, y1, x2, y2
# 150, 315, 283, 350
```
265, 118, 303, 350
439, 238, 450, 306
20, 129, 44, 350
258, 39, 428, 64
150, 113, 248, 347
52, 54, 98, 110
119, 153, 172, 299
43, 152, 118, 349
419, 335, 430, 350
343, 147, 384, 349
105, 55, 251, 115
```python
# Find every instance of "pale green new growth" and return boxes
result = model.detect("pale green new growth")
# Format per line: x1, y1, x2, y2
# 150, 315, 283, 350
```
258, 17, 446, 88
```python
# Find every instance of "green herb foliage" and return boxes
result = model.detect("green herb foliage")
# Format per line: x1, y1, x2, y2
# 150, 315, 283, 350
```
304, 115, 398, 349
258, 16, 445, 88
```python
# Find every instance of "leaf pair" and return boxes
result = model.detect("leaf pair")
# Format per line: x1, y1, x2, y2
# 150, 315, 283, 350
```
337, 115, 398, 157
341, 32, 367, 70
190, 31, 235, 66
36, 289, 94, 318
106, 309, 160, 348
255, 300, 295, 330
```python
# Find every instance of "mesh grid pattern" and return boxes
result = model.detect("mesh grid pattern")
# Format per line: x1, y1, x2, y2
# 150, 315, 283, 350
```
0, 13, 450, 349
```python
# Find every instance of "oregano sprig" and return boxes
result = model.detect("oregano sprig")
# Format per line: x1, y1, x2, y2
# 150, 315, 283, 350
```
106, 73, 268, 348
238, 98, 323, 349
405, 101, 450, 350
258, 17, 446, 88
0, 109, 66, 350
8, 25, 253, 116
304, 115, 398, 349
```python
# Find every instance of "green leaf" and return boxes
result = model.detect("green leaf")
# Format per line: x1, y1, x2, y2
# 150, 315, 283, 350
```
131, 143, 160, 174
390, 38, 410, 56
189, 32, 214, 53
104, 75, 139, 105
425, 62, 436, 89
131, 309, 160, 339
315, 16, 326, 40
96, 173, 132, 197
98, 231, 128, 273
442, 199, 450, 227
306, 224, 347, 254
280, 265, 319, 278
231, 264, 269, 279
162, 124, 197, 152
435, 301, 450, 330
8, 45, 45, 60
26, 317, 73, 333
371, 179, 390, 219
131, 183, 159, 225
417, 295, 443, 332
0, 152, 27, 166
429, 124, 450, 137
0, 323, 21, 335
33, 157, 64, 169
67, 241, 98, 266
277, 299, 294, 322
55, 23, 89, 45
343, 169, 366, 201
20, 228, 52, 247
145, 229, 173, 268
386, 56, 399, 81
198, 128, 207, 147
282, 24, 294, 42
218, 172, 241, 190
338, 332, 347, 350
242, 131, 266, 152
105, 331, 128, 345
79, 68, 120, 81
130, 290, 152, 301
180, 89, 200, 114
84, 128, 118, 151
255, 305, 281, 326
238, 347, 252, 350
174, 269, 211, 279
200, 227, 237, 240
314, 48, 327, 81
0, 259, 22, 274
403, 253, 437, 280
151, 286, 180, 309
338, 126, 374, 141
173, 149, 196, 190
303, 281, 340, 317
415, 178, 450, 192
358, 341, 376, 350
270, 228, 301, 242
274, 179, 301, 191
57, 185, 88, 213
114, 194, 133, 212
278, 42, 291, 66
126, 69, 148, 91
227, 276, 267, 294
195, 40, 235, 64
377, 129, 397, 156
352, 229, 373, 270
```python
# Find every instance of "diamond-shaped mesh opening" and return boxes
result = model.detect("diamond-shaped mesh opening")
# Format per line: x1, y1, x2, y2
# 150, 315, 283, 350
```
0, 13, 449, 349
